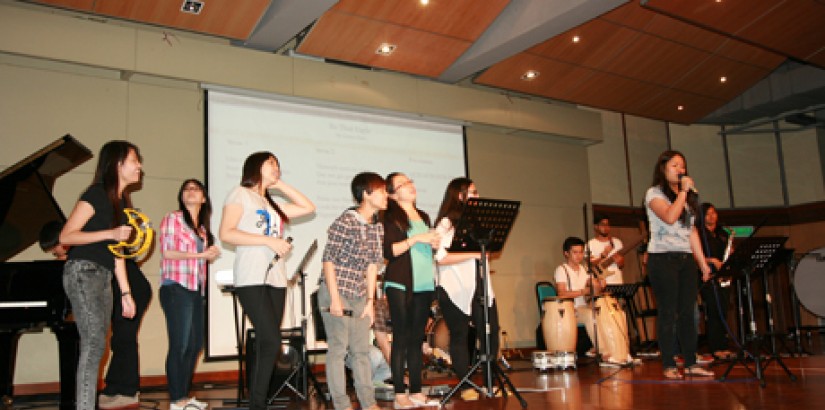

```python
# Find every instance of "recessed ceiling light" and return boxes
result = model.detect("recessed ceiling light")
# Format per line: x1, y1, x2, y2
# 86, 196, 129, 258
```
572, 35, 580, 43
720, 76, 727, 83
376, 43, 396, 56
677, 105, 684, 111
181, 0, 204, 15
420, 0, 430, 5
521, 70, 540, 81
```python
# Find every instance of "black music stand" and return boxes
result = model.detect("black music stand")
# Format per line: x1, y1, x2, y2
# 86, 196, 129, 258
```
439, 198, 526, 408
266, 240, 328, 405
717, 236, 796, 387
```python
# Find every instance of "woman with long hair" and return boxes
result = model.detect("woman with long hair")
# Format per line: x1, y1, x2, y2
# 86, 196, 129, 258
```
434, 177, 500, 400
699, 203, 733, 360
644, 150, 713, 379
380, 172, 440, 409
160, 179, 220, 410
59, 140, 141, 410
218, 152, 315, 410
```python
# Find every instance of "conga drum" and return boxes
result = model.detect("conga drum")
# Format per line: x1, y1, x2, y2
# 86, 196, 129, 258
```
594, 295, 629, 363
541, 297, 577, 353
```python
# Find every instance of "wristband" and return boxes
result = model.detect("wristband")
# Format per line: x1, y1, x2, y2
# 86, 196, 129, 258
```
121, 291, 131, 297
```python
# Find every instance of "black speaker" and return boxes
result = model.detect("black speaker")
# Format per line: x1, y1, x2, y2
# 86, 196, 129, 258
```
245, 327, 304, 397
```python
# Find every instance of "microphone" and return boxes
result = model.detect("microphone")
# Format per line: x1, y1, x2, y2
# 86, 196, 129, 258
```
272, 236, 293, 262
322, 307, 353, 316
678, 174, 698, 194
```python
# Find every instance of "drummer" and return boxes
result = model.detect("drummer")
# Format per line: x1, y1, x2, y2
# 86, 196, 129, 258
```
554, 237, 606, 361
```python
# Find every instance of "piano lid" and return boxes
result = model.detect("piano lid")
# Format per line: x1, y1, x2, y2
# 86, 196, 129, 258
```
0, 135, 92, 262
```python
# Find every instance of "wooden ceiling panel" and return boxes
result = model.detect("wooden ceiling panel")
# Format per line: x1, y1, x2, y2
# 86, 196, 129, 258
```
715, 39, 786, 70
567, 73, 665, 115
643, 14, 727, 53
330, 0, 510, 41
735, 1, 825, 64
642, 0, 785, 35
475, 54, 595, 98
599, 33, 711, 88
671, 56, 772, 101
528, 19, 642, 71
90, 0, 271, 40
599, 2, 657, 31
298, 12, 470, 78
636, 89, 726, 124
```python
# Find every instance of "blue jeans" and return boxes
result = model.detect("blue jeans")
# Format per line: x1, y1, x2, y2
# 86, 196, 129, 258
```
63, 259, 112, 410
648, 252, 700, 369
160, 283, 204, 402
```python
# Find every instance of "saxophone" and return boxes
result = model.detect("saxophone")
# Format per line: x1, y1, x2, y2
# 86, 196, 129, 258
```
719, 230, 735, 287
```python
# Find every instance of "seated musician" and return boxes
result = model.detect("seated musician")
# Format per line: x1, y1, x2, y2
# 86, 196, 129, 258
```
554, 237, 604, 359
587, 214, 624, 285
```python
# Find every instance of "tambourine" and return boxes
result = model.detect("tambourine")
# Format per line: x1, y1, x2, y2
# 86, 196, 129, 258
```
108, 208, 154, 259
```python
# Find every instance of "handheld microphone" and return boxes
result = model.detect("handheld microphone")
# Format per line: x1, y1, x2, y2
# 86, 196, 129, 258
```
272, 236, 293, 263
322, 307, 353, 317
678, 174, 698, 194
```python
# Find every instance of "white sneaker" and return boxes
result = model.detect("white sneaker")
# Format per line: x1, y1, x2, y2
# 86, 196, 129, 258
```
188, 397, 208, 409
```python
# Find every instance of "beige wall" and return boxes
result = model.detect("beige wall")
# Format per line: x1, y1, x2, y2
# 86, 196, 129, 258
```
2, 2, 824, 387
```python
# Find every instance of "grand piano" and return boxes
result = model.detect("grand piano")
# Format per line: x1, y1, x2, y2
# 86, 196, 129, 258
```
0, 135, 92, 409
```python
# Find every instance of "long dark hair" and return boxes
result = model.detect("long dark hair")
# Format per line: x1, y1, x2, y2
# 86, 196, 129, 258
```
701, 202, 726, 238
92, 140, 141, 228
383, 172, 426, 232
178, 179, 215, 246
651, 150, 698, 227
240, 151, 288, 223
436, 177, 473, 228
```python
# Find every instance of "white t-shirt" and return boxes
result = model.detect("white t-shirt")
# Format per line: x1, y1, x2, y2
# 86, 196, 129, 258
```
434, 218, 494, 315
644, 186, 694, 253
224, 186, 287, 288
553, 263, 589, 307
587, 237, 624, 285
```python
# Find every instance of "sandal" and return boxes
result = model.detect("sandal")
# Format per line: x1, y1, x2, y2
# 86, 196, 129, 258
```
663, 367, 682, 379
685, 365, 714, 377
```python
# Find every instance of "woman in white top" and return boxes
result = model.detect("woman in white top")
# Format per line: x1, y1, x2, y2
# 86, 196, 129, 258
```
644, 150, 712, 379
434, 177, 499, 401
218, 152, 315, 410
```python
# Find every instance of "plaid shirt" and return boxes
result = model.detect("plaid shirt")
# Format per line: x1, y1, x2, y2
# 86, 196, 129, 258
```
160, 210, 207, 293
322, 209, 384, 299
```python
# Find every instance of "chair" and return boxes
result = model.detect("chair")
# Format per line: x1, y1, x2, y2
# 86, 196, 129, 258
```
535, 281, 557, 314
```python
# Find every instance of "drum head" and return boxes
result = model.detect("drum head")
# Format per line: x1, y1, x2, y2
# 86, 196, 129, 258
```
794, 248, 825, 317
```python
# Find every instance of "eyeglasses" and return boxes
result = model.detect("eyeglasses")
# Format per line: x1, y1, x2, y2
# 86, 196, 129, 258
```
393, 179, 414, 192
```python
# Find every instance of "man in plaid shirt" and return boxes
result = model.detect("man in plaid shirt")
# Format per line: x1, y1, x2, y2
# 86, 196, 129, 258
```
319, 172, 387, 410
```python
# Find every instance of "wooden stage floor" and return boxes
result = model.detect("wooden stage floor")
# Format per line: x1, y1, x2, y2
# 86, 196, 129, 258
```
12, 354, 825, 409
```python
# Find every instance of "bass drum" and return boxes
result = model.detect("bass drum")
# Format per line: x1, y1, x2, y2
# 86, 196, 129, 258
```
794, 247, 825, 317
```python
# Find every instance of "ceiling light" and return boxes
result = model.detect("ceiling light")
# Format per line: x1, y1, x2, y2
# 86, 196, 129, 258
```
572, 35, 580, 43
376, 43, 396, 56
181, 0, 204, 14
677, 105, 684, 111
521, 70, 540, 81
720, 76, 727, 83
420, 0, 430, 5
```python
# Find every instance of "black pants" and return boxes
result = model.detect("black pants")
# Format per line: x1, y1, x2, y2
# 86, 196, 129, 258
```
648, 252, 699, 369
102, 261, 152, 396
700, 280, 730, 353
235, 286, 286, 410
437, 287, 499, 387
386, 288, 432, 394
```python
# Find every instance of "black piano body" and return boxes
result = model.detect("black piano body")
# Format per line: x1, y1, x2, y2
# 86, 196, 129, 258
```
0, 135, 93, 409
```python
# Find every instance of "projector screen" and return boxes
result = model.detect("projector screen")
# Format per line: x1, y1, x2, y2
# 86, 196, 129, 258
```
205, 88, 466, 359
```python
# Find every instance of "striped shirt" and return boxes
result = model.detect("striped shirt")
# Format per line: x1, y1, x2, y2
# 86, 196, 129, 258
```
322, 209, 384, 299
160, 210, 207, 293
